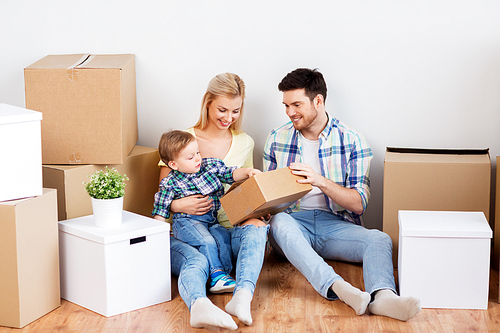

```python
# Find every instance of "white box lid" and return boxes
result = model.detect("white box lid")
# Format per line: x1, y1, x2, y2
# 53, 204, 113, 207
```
398, 211, 492, 238
0, 103, 42, 125
58, 210, 169, 244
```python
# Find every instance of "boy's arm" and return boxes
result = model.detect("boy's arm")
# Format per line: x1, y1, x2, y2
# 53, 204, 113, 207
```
232, 167, 261, 182
152, 182, 176, 219
154, 215, 166, 222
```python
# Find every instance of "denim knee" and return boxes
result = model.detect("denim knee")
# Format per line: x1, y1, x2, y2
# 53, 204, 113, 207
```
269, 212, 291, 234
371, 230, 393, 248
183, 252, 209, 276
170, 237, 210, 278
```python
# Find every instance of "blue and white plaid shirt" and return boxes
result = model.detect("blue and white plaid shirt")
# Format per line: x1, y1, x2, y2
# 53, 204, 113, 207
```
152, 158, 236, 219
263, 115, 373, 225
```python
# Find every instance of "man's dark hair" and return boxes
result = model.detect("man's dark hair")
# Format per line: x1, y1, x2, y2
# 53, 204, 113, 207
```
278, 68, 327, 102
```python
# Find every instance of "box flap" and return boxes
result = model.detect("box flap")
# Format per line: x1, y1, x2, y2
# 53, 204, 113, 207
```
0, 104, 42, 125
58, 211, 169, 244
386, 147, 489, 155
24, 54, 90, 70
399, 211, 492, 238
24, 54, 133, 70
77, 54, 134, 69
385, 147, 490, 164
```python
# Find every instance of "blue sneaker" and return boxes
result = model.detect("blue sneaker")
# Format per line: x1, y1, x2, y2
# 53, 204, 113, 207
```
209, 271, 235, 294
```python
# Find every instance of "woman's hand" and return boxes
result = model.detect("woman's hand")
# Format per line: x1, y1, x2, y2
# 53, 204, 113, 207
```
170, 194, 213, 215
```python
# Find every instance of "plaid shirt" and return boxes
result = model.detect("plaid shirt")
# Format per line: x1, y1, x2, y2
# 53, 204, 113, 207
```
263, 115, 372, 225
152, 158, 236, 219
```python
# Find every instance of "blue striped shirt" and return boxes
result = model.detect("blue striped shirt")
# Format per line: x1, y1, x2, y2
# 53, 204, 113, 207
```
263, 115, 372, 225
152, 158, 236, 219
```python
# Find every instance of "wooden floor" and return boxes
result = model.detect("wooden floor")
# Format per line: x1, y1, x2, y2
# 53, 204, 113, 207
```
2, 252, 500, 333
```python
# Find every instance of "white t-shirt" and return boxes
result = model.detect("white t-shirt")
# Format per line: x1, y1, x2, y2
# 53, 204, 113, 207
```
298, 132, 329, 212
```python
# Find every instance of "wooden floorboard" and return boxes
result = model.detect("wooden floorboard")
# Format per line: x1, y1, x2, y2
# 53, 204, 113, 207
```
2, 252, 499, 333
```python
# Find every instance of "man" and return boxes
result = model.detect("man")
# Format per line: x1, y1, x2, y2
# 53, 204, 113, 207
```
263, 68, 420, 321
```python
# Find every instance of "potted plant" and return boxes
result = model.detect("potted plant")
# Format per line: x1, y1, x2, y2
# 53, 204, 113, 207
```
83, 167, 129, 227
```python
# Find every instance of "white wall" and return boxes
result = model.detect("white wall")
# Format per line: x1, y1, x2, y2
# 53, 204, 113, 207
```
2, 0, 499, 230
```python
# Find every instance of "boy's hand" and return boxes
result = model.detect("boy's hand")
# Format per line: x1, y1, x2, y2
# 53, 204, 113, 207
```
233, 167, 262, 182
247, 168, 261, 177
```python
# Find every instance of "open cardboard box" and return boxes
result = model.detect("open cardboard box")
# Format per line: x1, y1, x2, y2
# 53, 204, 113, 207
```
221, 167, 312, 225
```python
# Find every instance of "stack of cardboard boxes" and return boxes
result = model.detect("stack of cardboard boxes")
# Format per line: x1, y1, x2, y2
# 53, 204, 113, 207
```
0, 104, 60, 328
0, 54, 162, 328
383, 147, 494, 309
24, 53, 160, 220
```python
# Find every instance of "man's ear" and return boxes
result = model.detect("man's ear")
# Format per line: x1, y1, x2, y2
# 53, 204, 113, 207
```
168, 161, 178, 171
314, 94, 324, 109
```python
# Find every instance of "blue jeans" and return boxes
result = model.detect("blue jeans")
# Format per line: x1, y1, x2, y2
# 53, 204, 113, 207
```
269, 210, 396, 300
170, 236, 208, 310
172, 212, 225, 274
170, 223, 269, 310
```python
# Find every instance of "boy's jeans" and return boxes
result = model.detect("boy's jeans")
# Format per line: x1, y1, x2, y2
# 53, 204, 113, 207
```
172, 212, 226, 274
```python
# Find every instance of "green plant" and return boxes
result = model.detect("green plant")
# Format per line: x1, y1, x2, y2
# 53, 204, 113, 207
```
83, 167, 129, 199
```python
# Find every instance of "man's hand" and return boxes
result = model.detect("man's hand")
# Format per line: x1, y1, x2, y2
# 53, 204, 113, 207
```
289, 162, 364, 215
289, 162, 326, 188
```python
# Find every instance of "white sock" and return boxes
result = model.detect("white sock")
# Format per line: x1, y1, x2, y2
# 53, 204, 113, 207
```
331, 280, 371, 315
368, 289, 421, 321
225, 289, 253, 325
190, 297, 238, 330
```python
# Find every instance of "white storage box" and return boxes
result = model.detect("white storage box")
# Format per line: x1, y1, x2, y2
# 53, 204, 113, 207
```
398, 210, 492, 309
58, 211, 171, 317
0, 103, 43, 202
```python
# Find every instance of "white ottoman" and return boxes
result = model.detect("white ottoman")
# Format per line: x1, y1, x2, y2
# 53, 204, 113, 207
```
398, 210, 492, 309
58, 211, 171, 317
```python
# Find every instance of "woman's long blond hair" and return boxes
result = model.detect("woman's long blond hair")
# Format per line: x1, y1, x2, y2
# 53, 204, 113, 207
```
193, 73, 245, 132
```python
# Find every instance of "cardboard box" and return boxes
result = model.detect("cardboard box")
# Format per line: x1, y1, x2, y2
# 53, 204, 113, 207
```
0, 103, 43, 202
24, 54, 138, 164
0, 189, 60, 328
383, 147, 491, 266
496, 156, 500, 302
43, 145, 160, 221
58, 211, 171, 317
398, 210, 491, 309
221, 168, 312, 225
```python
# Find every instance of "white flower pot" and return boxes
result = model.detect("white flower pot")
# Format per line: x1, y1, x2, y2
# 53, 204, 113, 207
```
91, 196, 124, 228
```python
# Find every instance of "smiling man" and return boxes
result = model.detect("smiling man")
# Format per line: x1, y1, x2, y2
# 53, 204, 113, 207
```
263, 68, 421, 322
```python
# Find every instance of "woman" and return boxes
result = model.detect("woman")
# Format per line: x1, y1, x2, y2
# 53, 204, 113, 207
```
160, 73, 268, 330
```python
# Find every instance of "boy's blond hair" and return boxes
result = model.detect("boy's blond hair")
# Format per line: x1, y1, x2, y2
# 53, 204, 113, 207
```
158, 130, 196, 166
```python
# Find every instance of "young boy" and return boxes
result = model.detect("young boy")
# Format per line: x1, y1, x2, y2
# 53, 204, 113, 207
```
152, 130, 260, 293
